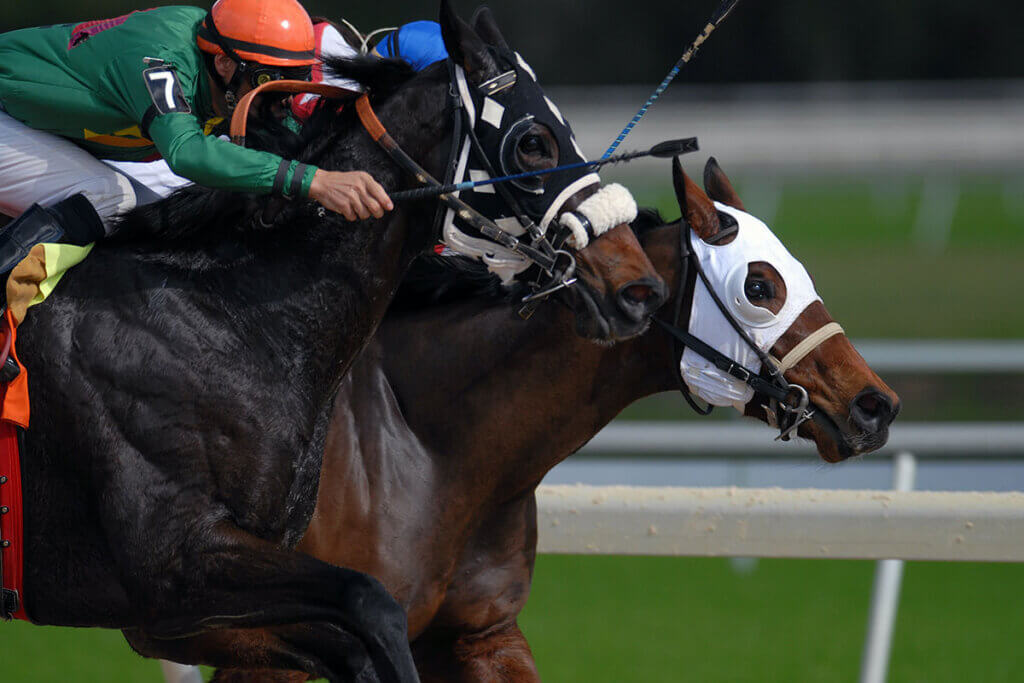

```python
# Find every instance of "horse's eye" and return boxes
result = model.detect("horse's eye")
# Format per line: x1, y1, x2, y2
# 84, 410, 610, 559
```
745, 279, 773, 301
519, 134, 545, 156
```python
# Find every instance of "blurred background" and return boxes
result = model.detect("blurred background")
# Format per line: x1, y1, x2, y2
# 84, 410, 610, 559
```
3, 1, 1023, 681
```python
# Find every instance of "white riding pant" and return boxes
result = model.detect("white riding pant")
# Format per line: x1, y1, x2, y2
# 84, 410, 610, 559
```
0, 109, 187, 232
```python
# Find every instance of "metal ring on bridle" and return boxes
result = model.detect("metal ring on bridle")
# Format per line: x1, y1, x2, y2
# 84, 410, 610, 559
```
520, 249, 578, 304
780, 383, 810, 415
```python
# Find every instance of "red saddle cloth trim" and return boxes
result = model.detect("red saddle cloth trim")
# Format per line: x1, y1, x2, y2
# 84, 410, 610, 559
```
0, 420, 27, 621
0, 310, 29, 620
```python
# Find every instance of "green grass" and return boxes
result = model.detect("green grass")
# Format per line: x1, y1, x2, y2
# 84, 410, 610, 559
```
3, 558, 1022, 682
521, 556, 1024, 683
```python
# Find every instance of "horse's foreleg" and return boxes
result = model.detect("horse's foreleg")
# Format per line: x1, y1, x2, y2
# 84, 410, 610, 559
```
125, 521, 418, 683
413, 622, 540, 683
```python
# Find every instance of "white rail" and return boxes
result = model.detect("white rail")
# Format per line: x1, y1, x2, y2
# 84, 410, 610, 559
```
579, 421, 1024, 457
854, 339, 1024, 373
552, 86, 1024, 173
535, 483, 1024, 562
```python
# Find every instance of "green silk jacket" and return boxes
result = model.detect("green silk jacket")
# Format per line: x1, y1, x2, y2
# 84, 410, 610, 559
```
0, 6, 316, 197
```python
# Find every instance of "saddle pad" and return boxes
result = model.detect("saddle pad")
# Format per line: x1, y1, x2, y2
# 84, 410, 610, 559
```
3, 242, 93, 427
0, 243, 92, 621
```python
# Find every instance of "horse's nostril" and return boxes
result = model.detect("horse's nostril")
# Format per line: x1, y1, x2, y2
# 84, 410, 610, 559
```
857, 393, 880, 417
622, 284, 653, 304
615, 279, 666, 322
850, 389, 896, 433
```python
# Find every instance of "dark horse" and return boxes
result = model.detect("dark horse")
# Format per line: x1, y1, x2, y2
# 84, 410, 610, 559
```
139, 160, 899, 681
8, 3, 665, 681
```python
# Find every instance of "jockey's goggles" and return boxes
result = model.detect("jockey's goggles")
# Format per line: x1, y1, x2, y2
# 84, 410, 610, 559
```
247, 64, 313, 89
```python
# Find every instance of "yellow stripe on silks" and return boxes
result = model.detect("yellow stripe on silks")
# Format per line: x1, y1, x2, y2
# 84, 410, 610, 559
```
83, 126, 154, 148
28, 243, 94, 307
203, 117, 224, 136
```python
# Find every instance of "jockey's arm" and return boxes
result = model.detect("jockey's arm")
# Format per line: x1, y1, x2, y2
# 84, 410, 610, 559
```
148, 111, 315, 198
104, 51, 390, 218
149, 116, 391, 220
101, 51, 315, 198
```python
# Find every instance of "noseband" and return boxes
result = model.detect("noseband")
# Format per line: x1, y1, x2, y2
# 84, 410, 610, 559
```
653, 216, 845, 441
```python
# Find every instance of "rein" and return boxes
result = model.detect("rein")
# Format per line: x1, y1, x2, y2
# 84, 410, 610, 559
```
228, 77, 578, 302
655, 213, 845, 441
229, 80, 361, 145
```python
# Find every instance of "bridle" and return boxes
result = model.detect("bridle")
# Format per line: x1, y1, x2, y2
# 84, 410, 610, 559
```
353, 87, 577, 308
652, 209, 845, 441
229, 65, 588, 311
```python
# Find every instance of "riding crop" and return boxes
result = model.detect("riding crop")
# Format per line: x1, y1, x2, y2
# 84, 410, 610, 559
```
389, 137, 698, 202
601, 0, 741, 159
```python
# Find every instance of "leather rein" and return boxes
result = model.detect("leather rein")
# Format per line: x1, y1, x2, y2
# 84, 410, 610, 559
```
653, 213, 844, 441
228, 78, 577, 307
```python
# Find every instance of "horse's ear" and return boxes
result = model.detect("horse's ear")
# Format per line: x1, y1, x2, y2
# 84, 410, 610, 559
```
703, 157, 745, 211
673, 157, 722, 242
472, 6, 510, 50
440, 0, 498, 82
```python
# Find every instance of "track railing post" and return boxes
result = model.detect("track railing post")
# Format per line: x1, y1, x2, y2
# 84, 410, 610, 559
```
858, 451, 917, 683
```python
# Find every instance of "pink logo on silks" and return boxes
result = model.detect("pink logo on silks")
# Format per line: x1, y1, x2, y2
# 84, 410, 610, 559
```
68, 9, 153, 49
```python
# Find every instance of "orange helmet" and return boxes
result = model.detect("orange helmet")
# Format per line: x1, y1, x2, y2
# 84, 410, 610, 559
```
197, 0, 316, 68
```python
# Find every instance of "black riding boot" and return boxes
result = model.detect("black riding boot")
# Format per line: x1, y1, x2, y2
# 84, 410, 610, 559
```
0, 194, 104, 381
0, 193, 104, 296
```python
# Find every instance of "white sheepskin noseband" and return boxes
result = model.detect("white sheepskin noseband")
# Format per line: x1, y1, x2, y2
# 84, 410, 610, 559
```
680, 202, 822, 410
558, 183, 638, 249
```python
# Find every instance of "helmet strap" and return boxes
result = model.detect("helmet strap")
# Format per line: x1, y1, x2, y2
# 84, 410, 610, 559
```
201, 11, 252, 112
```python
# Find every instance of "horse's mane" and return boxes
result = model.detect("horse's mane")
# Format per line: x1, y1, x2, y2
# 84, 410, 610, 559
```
390, 208, 670, 312
107, 55, 420, 246
322, 54, 418, 95
631, 207, 668, 239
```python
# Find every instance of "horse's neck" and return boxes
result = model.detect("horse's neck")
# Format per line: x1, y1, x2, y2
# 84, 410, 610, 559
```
378, 300, 670, 499
203, 81, 451, 381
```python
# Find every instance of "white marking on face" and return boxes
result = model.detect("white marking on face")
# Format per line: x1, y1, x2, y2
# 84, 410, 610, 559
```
469, 169, 495, 193
515, 52, 537, 80
571, 136, 588, 161
481, 97, 505, 129
544, 96, 565, 125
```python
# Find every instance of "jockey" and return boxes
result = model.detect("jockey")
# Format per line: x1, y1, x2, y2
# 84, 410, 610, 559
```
372, 21, 449, 71
98, 18, 450, 205
0, 1, 393, 293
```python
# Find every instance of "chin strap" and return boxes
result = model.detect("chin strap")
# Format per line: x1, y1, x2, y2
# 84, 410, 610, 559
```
201, 11, 252, 111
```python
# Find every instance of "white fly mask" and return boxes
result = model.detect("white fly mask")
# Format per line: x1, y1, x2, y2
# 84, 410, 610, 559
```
681, 202, 822, 410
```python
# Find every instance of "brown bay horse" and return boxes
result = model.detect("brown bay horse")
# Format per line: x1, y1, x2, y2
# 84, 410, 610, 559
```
146, 159, 898, 681
7, 3, 665, 681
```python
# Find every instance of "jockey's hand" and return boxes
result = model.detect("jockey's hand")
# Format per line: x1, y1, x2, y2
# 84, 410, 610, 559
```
309, 170, 394, 222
